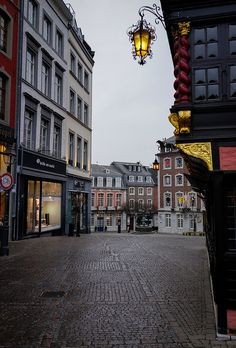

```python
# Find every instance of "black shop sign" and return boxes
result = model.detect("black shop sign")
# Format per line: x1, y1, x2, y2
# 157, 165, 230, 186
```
18, 149, 66, 175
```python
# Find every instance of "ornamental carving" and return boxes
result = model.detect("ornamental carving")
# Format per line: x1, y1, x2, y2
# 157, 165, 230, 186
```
168, 110, 191, 135
173, 21, 191, 104
176, 142, 213, 171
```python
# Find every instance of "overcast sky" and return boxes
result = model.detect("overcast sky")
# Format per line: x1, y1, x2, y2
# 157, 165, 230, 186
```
69, 0, 174, 167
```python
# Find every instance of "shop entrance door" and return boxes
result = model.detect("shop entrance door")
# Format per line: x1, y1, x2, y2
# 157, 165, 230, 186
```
26, 180, 40, 234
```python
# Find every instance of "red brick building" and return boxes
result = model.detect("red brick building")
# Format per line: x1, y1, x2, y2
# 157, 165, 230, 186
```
0, 0, 19, 253
157, 138, 205, 234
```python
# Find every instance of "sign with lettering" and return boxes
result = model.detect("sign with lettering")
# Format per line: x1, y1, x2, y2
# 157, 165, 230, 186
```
18, 150, 66, 175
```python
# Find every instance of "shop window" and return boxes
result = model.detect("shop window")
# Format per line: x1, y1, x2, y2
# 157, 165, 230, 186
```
91, 213, 94, 226
26, 180, 62, 234
106, 213, 112, 227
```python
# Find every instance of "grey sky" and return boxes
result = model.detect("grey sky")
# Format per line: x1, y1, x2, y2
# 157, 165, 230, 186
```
68, 0, 174, 167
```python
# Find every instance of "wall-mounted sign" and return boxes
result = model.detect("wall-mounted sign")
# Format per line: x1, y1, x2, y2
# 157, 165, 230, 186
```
18, 149, 66, 175
0, 173, 14, 190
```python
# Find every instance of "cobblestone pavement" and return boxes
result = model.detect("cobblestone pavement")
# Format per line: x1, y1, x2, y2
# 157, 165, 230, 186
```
0, 233, 235, 348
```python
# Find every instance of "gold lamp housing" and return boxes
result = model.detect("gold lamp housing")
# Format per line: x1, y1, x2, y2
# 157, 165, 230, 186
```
127, 17, 156, 65
152, 154, 159, 171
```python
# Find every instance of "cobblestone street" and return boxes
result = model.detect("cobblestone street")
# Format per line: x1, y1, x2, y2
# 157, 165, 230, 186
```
0, 233, 235, 348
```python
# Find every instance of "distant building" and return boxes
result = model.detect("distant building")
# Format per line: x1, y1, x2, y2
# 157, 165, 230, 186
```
157, 138, 205, 234
66, 5, 95, 235
91, 164, 126, 232
112, 161, 155, 231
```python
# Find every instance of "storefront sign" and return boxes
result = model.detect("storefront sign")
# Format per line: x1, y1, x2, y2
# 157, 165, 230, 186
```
19, 150, 66, 175
0, 125, 15, 144
0, 173, 14, 190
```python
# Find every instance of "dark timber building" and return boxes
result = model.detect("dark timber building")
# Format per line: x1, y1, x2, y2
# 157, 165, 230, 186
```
160, 0, 236, 335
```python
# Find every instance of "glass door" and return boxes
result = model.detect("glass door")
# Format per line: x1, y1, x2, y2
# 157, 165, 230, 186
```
26, 180, 40, 234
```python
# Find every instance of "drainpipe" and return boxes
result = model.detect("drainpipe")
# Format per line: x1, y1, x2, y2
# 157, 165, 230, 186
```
14, 0, 24, 241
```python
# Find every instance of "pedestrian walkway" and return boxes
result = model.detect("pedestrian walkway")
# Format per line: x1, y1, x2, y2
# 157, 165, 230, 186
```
0, 233, 235, 348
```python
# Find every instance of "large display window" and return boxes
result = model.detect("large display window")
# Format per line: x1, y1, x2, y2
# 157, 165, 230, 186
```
26, 180, 62, 234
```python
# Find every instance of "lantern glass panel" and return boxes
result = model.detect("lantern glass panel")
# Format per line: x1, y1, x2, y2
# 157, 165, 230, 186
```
134, 29, 150, 57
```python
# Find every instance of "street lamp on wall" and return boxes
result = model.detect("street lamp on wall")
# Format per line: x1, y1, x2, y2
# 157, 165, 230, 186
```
152, 154, 159, 171
127, 4, 166, 65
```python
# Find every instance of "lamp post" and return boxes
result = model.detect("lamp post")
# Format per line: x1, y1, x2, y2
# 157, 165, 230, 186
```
127, 4, 166, 65
191, 195, 197, 233
152, 153, 159, 230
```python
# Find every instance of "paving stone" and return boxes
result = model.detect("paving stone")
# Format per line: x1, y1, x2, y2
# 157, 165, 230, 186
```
0, 233, 232, 347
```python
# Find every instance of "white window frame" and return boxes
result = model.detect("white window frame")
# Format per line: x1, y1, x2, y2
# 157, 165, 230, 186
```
176, 192, 184, 208
106, 177, 112, 188
147, 187, 152, 195
175, 157, 183, 169
115, 177, 121, 188
175, 174, 184, 186
129, 175, 135, 182
163, 157, 171, 169
163, 174, 171, 187
137, 176, 143, 182
165, 213, 171, 227
129, 187, 135, 195
97, 177, 103, 187
138, 187, 144, 195
177, 213, 184, 228
164, 192, 172, 208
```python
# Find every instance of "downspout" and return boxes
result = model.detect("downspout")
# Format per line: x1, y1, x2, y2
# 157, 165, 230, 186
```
14, 0, 24, 241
